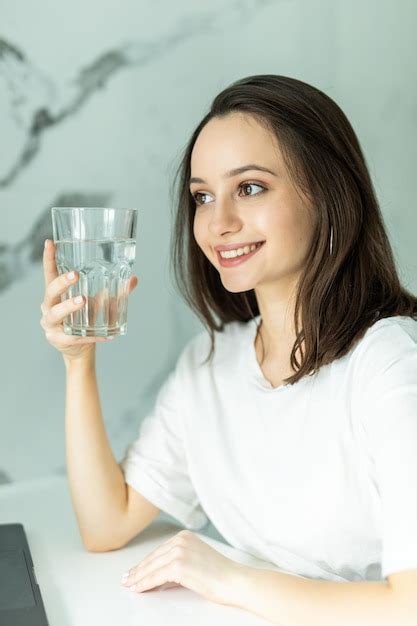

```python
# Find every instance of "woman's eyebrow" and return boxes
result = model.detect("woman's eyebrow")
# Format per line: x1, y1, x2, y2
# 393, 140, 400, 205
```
189, 164, 277, 186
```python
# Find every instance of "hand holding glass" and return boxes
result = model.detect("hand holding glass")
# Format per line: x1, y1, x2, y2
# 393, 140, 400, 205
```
51, 207, 138, 337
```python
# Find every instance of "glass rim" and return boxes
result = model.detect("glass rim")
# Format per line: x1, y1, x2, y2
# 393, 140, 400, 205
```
51, 206, 138, 212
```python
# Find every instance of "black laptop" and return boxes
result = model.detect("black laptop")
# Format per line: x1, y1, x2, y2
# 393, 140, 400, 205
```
0, 523, 49, 625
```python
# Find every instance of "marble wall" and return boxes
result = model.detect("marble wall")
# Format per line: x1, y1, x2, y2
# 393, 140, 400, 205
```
0, 0, 416, 487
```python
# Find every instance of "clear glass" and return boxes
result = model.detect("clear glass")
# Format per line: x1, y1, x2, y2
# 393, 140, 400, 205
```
51, 207, 138, 337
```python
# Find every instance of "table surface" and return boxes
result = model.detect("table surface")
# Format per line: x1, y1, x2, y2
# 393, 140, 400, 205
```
0, 474, 278, 625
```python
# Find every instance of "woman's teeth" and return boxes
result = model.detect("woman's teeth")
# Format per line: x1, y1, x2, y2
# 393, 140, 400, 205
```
219, 242, 263, 259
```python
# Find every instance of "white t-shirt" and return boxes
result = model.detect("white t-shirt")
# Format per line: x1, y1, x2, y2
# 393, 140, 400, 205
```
119, 314, 417, 582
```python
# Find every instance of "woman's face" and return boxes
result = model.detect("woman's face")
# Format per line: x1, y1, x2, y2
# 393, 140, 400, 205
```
191, 112, 317, 295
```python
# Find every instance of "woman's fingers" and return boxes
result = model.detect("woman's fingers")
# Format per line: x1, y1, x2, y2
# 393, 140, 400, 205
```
128, 275, 139, 293
44, 269, 79, 310
41, 275, 138, 330
41, 294, 85, 329
43, 239, 59, 290
42, 239, 138, 335
43, 239, 81, 310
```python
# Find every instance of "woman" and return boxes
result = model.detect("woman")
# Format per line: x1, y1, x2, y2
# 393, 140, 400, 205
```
40, 75, 417, 624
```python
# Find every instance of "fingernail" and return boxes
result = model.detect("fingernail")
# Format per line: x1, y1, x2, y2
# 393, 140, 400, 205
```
67, 272, 75, 280
105, 336, 114, 341
74, 295, 83, 304
44, 239, 48, 248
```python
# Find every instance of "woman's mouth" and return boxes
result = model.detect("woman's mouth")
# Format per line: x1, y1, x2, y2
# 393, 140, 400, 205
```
217, 241, 265, 268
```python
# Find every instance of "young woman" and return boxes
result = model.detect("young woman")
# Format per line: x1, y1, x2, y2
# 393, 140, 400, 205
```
41, 75, 417, 625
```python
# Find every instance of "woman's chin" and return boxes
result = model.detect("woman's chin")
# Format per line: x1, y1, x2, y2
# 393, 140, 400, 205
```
220, 276, 257, 294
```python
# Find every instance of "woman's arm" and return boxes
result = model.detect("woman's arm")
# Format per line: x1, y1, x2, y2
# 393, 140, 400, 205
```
231, 565, 417, 626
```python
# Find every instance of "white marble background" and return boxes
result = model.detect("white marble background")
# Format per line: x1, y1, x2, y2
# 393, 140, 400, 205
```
0, 0, 416, 491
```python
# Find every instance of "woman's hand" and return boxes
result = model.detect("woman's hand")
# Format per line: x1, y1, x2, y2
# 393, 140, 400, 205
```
40, 239, 138, 363
120, 529, 244, 607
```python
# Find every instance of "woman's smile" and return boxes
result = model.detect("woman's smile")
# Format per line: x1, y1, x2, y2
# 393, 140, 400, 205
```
217, 241, 265, 267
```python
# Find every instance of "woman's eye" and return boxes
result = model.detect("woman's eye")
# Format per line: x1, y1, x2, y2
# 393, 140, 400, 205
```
240, 182, 265, 197
192, 182, 265, 206
193, 192, 212, 206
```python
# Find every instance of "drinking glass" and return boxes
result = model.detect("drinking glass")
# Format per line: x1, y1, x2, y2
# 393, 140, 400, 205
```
51, 207, 138, 337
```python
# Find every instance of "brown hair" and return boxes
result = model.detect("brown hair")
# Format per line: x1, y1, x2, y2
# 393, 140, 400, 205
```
169, 74, 417, 385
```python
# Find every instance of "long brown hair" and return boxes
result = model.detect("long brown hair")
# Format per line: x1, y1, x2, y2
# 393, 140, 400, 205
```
169, 74, 417, 385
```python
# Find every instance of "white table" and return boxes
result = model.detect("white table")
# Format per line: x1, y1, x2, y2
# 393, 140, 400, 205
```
0, 474, 277, 625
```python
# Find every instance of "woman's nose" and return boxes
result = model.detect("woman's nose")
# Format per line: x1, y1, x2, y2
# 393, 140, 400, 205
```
208, 198, 242, 236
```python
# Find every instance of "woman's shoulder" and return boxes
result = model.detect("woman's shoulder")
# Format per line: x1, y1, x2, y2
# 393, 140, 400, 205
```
354, 314, 417, 351
349, 314, 417, 379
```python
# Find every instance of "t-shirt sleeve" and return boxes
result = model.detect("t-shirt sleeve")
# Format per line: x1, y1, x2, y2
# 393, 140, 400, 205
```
118, 345, 209, 531
355, 321, 417, 579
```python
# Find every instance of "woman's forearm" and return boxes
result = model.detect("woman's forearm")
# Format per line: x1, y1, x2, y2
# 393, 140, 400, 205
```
64, 352, 128, 551
230, 564, 414, 626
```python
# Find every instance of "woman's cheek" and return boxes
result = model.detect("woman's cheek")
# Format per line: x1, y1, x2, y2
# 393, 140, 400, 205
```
193, 215, 208, 249
192, 217, 201, 245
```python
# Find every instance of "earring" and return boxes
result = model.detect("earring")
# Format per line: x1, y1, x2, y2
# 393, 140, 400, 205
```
329, 226, 333, 255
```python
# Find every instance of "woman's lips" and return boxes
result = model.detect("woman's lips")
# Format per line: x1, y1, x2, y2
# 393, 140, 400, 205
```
217, 241, 265, 268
